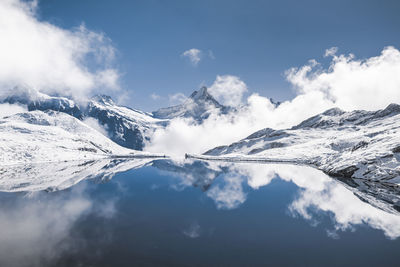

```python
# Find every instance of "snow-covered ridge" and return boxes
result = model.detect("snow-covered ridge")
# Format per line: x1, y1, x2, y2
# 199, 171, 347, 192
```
200, 104, 400, 184
0, 110, 163, 166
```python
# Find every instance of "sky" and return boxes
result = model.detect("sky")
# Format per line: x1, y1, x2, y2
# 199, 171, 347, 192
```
35, 0, 400, 111
1, 0, 400, 156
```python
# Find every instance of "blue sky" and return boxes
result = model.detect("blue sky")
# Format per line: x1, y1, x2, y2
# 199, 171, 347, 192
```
37, 0, 400, 111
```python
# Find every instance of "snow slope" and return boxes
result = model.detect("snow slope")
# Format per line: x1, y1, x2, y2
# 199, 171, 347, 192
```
0, 110, 162, 165
198, 104, 400, 184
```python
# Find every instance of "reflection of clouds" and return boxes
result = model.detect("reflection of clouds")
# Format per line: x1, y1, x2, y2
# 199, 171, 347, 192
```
206, 173, 246, 209
237, 163, 400, 239
183, 222, 201, 238
164, 160, 400, 239
289, 181, 400, 239
0, 183, 117, 267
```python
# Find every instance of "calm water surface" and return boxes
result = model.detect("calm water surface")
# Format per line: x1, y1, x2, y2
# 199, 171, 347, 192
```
0, 159, 399, 266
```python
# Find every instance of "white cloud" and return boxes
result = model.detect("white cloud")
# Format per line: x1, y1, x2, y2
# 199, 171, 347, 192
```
286, 46, 400, 111
208, 75, 248, 106
150, 93, 160, 100
206, 173, 246, 209
0, 0, 120, 100
82, 117, 109, 137
182, 48, 202, 66
324, 46, 338, 57
169, 92, 187, 105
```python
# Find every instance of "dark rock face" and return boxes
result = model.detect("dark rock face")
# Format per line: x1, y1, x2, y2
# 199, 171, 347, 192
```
86, 103, 145, 150
392, 146, 400, 153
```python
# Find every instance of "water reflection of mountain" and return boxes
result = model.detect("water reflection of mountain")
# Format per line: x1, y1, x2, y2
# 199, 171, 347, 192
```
0, 158, 155, 192
1, 158, 400, 238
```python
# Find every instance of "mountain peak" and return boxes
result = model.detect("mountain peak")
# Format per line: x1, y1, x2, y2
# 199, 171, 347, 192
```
91, 95, 115, 105
189, 86, 209, 100
152, 87, 229, 121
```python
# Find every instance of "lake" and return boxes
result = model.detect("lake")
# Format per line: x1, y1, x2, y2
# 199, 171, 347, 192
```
0, 158, 399, 266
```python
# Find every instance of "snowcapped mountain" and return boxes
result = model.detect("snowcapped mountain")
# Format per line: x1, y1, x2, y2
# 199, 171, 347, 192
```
152, 87, 231, 121
0, 110, 161, 166
1, 87, 166, 150
193, 104, 400, 184
1, 86, 229, 150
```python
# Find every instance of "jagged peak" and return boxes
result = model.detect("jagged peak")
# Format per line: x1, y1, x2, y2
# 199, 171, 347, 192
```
91, 94, 115, 105
189, 86, 211, 100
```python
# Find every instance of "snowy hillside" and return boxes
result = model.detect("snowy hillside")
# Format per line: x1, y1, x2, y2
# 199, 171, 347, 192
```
197, 104, 400, 184
152, 87, 231, 122
2, 86, 230, 150
1, 87, 165, 150
0, 110, 161, 165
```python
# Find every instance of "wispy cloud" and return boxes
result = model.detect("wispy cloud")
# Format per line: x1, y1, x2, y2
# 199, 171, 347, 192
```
208, 50, 215, 60
169, 92, 187, 105
182, 48, 202, 66
183, 222, 201, 238
324, 46, 338, 57
150, 93, 161, 100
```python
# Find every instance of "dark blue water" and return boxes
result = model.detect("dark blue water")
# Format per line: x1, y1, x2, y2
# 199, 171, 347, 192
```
0, 159, 399, 266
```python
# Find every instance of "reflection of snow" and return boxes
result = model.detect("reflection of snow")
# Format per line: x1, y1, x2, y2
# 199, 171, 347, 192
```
0, 158, 154, 192
0, 183, 117, 267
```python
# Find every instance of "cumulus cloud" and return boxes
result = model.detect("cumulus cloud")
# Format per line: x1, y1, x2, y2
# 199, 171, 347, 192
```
147, 47, 400, 157
286, 46, 400, 111
182, 48, 202, 66
208, 75, 248, 106
0, 0, 120, 100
